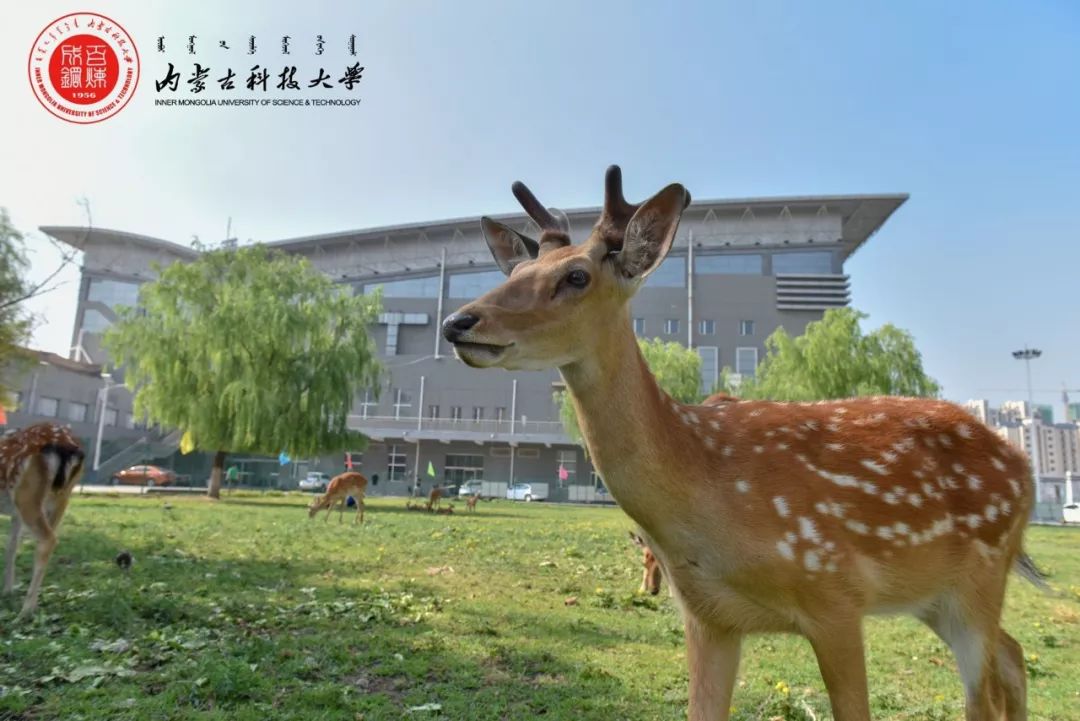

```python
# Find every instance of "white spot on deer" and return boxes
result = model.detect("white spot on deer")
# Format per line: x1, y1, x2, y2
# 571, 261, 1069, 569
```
907, 494, 924, 508
952, 463, 965, 474
860, 482, 879, 496
735, 479, 750, 494
845, 519, 870, 535
882, 492, 900, 505
776, 443, 789, 451
776, 540, 795, 561
704, 436, 716, 450
754, 446, 765, 454
798, 517, 822, 544
938, 434, 953, 448
709, 420, 721, 431
835, 407, 849, 415
894, 522, 910, 536
881, 451, 899, 464
823, 540, 836, 551
966, 475, 982, 491
829, 501, 846, 518
827, 423, 841, 433
804, 550, 822, 572
785, 531, 797, 544
1000, 500, 1012, 516
687, 412, 700, 425
956, 423, 974, 439
749, 409, 763, 417
814, 501, 829, 515
765, 430, 775, 438
723, 446, 734, 457
773, 496, 791, 518
985, 505, 999, 522
825, 560, 838, 573
861, 459, 890, 476
923, 436, 937, 449
913, 469, 925, 479
1008, 479, 1022, 496
876, 526, 896, 540
803, 420, 819, 431
777, 426, 790, 434
991, 457, 1006, 472
826, 443, 844, 452
965, 514, 982, 529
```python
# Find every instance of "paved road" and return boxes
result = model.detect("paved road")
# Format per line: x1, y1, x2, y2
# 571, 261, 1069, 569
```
76, 484, 203, 495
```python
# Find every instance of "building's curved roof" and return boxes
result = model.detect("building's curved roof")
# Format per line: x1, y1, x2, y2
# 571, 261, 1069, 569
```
42, 192, 907, 261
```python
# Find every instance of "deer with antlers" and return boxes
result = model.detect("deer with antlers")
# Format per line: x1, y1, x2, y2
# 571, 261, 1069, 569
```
442, 166, 1039, 721
307, 472, 367, 524
1, 422, 86, 619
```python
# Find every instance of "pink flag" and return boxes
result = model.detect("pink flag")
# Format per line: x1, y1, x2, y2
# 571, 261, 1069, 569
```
558, 465, 569, 482
345, 452, 353, 470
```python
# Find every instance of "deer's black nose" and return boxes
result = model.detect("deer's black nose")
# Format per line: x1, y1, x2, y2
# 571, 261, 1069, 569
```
442, 312, 480, 342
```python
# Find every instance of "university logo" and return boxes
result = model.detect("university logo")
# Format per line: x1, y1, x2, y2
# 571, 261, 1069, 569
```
28, 12, 140, 124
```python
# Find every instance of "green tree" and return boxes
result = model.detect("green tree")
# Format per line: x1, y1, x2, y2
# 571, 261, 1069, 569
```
0, 209, 34, 405
104, 245, 382, 498
557, 338, 703, 448
731, 308, 940, 401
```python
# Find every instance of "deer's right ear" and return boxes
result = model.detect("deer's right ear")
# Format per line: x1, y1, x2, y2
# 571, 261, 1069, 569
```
480, 217, 539, 276
616, 183, 690, 281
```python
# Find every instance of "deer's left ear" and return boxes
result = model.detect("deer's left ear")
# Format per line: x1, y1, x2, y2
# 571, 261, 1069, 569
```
481, 217, 539, 276
615, 183, 691, 281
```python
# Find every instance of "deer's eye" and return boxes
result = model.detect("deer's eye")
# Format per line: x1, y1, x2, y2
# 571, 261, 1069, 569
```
565, 269, 590, 289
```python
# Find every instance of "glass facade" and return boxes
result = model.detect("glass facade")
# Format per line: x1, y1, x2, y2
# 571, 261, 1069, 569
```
88, 278, 140, 309
645, 257, 685, 287
80, 309, 112, 334
364, 275, 441, 298
448, 270, 505, 298
772, 251, 834, 275
696, 254, 763, 275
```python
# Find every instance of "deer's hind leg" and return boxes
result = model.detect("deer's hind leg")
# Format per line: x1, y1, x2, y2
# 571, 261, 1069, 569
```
3, 513, 22, 594
13, 455, 60, 619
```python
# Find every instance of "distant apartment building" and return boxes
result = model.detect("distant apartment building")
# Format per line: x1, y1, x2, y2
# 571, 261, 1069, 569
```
961, 399, 999, 426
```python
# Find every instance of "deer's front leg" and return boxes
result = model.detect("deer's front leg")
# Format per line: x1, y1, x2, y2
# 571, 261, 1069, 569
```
4, 515, 22, 593
685, 615, 741, 721
806, 621, 871, 721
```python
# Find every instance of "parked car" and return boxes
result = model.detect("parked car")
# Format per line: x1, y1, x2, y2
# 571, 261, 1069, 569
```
458, 480, 485, 498
111, 464, 176, 487
1063, 503, 1080, 524
506, 482, 547, 502
299, 472, 331, 492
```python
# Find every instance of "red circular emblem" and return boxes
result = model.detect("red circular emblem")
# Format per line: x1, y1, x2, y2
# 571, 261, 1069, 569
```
28, 12, 140, 124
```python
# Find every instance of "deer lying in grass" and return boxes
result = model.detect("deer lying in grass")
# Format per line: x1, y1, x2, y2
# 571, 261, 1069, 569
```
1, 422, 86, 619
307, 472, 367, 524
442, 165, 1041, 721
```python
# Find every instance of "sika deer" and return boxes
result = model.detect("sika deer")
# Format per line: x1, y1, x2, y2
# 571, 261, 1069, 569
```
307, 472, 368, 524
1, 423, 86, 619
442, 165, 1040, 721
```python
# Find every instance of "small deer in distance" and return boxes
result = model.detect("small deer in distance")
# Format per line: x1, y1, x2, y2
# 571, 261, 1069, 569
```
442, 165, 1042, 721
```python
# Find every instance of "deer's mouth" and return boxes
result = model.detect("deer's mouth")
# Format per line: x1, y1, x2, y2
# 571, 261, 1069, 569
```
451, 341, 512, 367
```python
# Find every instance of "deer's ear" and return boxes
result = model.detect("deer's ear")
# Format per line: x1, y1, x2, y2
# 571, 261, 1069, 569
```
615, 183, 691, 281
481, 217, 539, 276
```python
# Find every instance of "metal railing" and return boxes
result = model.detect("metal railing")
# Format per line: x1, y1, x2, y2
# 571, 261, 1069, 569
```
347, 415, 566, 436
90, 429, 183, 482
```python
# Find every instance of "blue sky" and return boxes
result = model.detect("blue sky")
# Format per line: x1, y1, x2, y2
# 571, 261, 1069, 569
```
4, 1, 1078, 413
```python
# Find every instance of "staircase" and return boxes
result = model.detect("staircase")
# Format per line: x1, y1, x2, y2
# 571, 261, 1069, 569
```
90, 429, 183, 483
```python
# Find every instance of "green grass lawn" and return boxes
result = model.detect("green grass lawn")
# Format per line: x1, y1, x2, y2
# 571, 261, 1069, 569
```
1, 494, 1078, 720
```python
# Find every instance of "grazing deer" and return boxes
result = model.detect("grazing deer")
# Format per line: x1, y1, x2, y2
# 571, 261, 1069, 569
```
426, 487, 443, 512
465, 493, 480, 513
629, 530, 664, 596
307, 472, 367, 524
442, 165, 1040, 721
1, 422, 86, 619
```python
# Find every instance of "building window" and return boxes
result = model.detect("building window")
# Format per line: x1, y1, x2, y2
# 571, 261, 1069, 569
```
363, 275, 440, 299
633, 318, 646, 336
696, 254, 763, 275
80, 309, 112, 334
67, 402, 89, 423
556, 449, 577, 484
472, 406, 484, 422
517, 448, 540, 459
444, 454, 483, 484
124, 413, 136, 429
36, 397, 59, 417
736, 347, 759, 378
387, 444, 407, 482
428, 404, 440, 420
740, 320, 755, 336
450, 406, 462, 421
495, 407, 506, 423
359, 389, 378, 419
448, 270, 505, 299
645, 257, 686, 288
88, 277, 140, 310
392, 389, 412, 419
698, 319, 715, 335
772, 251, 833, 275
697, 346, 719, 395
105, 408, 118, 426
664, 319, 680, 335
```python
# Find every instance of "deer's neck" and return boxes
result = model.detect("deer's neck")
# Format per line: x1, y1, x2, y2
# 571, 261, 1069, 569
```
559, 316, 694, 523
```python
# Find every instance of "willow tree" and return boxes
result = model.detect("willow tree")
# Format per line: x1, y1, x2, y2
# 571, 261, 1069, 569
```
104, 244, 382, 498
729, 308, 940, 401
0, 210, 33, 404
557, 338, 703, 448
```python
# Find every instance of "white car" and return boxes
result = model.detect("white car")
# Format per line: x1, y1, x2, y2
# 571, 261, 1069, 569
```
1063, 503, 1080, 524
458, 480, 484, 498
506, 482, 546, 502
299, 472, 331, 492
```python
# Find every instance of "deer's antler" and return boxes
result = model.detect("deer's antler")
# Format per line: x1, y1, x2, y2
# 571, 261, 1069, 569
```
511, 180, 571, 254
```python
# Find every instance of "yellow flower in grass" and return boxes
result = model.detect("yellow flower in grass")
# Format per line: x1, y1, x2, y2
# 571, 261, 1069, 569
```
774, 680, 790, 696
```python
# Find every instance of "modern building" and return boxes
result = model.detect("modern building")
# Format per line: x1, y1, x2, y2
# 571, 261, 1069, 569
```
18, 191, 908, 495
993, 420, 1080, 478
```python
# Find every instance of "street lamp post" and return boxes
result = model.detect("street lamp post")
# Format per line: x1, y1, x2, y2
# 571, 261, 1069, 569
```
1012, 347, 1042, 485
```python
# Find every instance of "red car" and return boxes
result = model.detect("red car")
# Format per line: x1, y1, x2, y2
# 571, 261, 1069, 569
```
112, 464, 176, 487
